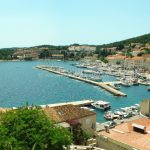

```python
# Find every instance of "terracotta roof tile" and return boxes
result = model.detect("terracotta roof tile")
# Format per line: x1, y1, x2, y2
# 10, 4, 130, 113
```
99, 117, 150, 150
43, 104, 96, 123
107, 55, 126, 60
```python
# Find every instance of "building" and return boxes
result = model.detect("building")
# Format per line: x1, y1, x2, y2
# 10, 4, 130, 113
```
50, 54, 64, 59
68, 45, 96, 57
68, 45, 96, 52
132, 50, 144, 56
107, 54, 150, 71
13, 49, 40, 60
143, 54, 150, 72
43, 104, 96, 135
140, 99, 150, 117
97, 117, 150, 150
124, 57, 144, 70
106, 54, 126, 66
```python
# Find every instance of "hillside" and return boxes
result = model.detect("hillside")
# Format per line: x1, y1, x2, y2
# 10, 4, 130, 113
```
98, 33, 150, 48
0, 33, 150, 60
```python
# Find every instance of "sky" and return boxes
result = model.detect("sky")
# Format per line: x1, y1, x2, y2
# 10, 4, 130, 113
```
0, 0, 150, 48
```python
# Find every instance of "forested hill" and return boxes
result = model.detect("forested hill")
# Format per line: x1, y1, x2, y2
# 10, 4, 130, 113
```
99, 33, 150, 48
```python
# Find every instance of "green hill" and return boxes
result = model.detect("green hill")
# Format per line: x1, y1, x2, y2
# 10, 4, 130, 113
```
98, 33, 150, 48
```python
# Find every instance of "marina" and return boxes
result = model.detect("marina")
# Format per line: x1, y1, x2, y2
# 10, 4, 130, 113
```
36, 65, 127, 96
0, 60, 149, 122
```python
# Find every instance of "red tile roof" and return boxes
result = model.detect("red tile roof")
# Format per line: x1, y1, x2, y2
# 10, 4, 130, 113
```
43, 104, 96, 123
99, 117, 150, 150
107, 55, 126, 60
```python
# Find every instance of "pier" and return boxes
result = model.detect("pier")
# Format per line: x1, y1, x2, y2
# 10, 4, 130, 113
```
40, 99, 94, 108
36, 65, 127, 96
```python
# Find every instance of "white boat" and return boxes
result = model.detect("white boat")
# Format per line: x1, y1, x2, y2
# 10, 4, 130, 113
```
82, 70, 96, 74
81, 107, 94, 112
121, 81, 132, 87
104, 111, 120, 120
120, 107, 131, 112
104, 111, 113, 120
88, 76, 102, 81
76, 64, 87, 68
91, 100, 111, 111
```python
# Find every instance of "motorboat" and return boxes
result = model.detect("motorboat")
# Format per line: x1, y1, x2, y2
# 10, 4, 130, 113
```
80, 107, 95, 112
132, 78, 139, 86
121, 81, 132, 87
91, 100, 111, 111
82, 70, 95, 74
113, 83, 121, 90
104, 111, 120, 120
120, 107, 132, 112
76, 64, 87, 68
104, 111, 113, 120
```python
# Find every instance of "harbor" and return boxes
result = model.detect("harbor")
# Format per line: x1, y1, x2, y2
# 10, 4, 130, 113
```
38, 99, 142, 133
0, 60, 149, 122
36, 65, 127, 96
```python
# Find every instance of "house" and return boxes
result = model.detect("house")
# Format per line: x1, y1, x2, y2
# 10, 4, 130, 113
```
140, 99, 150, 117
142, 54, 150, 72
50, 54, 64, 59
68, 45, 96, 56
124, 56, 144, 69
13, 49, 40, 60
106, 54, 126, 66
43, 104, 96, 135
97, 117, 150, 150
68, 45, 96, 52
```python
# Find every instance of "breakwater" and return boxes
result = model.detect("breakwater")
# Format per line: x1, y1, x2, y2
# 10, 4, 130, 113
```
36, 65, 127, 96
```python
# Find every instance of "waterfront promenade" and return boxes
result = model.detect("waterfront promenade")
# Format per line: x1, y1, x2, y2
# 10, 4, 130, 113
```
36, 65, 127, 96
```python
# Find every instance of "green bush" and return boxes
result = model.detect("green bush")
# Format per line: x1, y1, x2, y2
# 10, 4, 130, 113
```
0, 106, 72, 150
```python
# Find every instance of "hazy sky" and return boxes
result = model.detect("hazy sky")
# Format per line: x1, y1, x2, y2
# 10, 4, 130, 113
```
0, 0, 150, 48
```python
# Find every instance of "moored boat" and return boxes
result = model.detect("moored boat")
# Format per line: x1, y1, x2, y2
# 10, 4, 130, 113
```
121, 81, 132, 87
104, 111, 120, 120
104, 111, 113, 120
91, 100, 111, 111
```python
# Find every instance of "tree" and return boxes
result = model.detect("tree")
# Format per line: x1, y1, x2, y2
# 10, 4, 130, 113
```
137, 52, 144, 56
116, 44, 124, 50
0, 106, 72, 150
99, 56, 108, 63
71, 123, 92, 145
39, 50, 49, 58
116, 61, 121, 65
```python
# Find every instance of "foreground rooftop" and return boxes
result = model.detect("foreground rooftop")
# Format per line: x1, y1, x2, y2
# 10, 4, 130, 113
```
98, 117, 150, 150
43, 104, 96, 123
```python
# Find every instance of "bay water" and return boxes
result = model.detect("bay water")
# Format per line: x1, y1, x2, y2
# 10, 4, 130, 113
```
0, 60, 149, 122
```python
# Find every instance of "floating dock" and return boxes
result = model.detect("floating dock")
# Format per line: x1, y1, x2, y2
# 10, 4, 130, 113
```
36, 65, 127, 96
40, 99, 94, 108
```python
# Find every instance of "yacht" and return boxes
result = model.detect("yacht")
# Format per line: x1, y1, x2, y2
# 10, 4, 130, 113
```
91, 100, 111, 111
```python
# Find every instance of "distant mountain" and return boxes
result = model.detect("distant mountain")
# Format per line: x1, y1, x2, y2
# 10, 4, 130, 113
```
98, 33, 150, 48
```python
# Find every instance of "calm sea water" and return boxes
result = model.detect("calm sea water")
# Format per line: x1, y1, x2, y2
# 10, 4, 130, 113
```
0, 60, 149, 122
